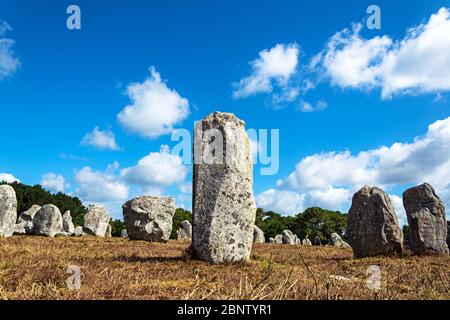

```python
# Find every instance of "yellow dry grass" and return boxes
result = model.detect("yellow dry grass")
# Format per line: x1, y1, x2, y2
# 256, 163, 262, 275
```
0, 236, 448, 300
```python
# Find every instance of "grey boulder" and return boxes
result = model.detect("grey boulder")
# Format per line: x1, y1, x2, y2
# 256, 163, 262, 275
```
0, 185, 17, 237
83, 205, 110, 237
16, 204, 41, 234
347, 186, 403, 257
123, 196, 175, 242
253, 225, 265, 243
403, 183, 448, 255
330, 233, 351, 248
177, 220, 192, 240
274, 234, 283, 244
121, 229, 128, 238
32, 204, 64, 238
74, 226, 85, 237
282, 230, 295, 244
312, 236, 322, 246
62, 210, 75, 234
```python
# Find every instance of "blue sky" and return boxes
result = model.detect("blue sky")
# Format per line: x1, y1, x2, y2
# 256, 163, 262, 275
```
1, 0, 449, 224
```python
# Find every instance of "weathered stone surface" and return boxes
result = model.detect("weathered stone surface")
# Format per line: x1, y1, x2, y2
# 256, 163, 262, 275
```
330, 233, 351, 248
302, 236, 312, 246
295, 236, 301, 245
105, 224, 112, 238
447, 222, 450, 251
191, 112, 256, 263
16, 205, 41, 234
0, 185, 17, 237
121, 229, 128, 238
312, 236, 322, 246
253, 225, 265, 243
268, 237, 275, 243
33, 204, 64, 238
347, 186, 403, 257
62, 210, 75, 234
13, 223, 26, 235
177, 220, 192, 240
83, 205, 110, 237
403, 183, 449, 255
274, 234, 283, 244
123, 196, 175, 242
282, 230, 295, 244
74, 226, 85, 237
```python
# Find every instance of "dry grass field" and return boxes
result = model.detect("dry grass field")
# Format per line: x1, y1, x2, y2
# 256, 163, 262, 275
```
0, 236, 448, 300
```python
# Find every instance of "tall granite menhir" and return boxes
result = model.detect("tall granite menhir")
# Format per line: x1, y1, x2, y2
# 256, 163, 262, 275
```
403, 183, 449, 255
192, 112, 256, 263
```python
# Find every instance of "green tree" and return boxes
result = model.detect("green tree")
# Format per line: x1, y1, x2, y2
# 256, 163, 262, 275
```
402, 224, 410, 244
110, 219, 125, 237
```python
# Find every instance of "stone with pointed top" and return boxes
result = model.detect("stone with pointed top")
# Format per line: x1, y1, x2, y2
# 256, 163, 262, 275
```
0, 185, 17, 237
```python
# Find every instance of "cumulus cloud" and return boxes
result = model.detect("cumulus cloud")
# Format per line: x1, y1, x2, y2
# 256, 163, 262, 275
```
257, 116, 450, 219
81, 127, 121, 151
312, 8, 450, 99
233, 43, 299, 99
0, 21, 20, 80
0, 172, 20, 183
121, 145, 188, 187
41, 173, 66, 193
256, 189, 305, 216
75, 162, 128, 202
299, 99, 328, 113
117, 67, 190, 138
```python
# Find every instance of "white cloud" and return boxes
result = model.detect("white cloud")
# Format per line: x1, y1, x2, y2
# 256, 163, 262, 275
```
41, 173, 66, 193
257, 116, 450, 219
0, 172, 20, 183
81, 127, 121, 151
121, 145, 188, 187
256, 189, 305, 216
75, 163, 128, 202
299, 99, 328, 113
0, 21, 20, 80
117, 66, 189, 138
233, 43, 299, 99
390, 194, 407, 227
313, 8, 450, 99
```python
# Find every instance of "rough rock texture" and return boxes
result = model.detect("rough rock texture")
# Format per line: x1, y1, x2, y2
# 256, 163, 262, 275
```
191, 112, 256, 263
123, 196, 175, 242
274, 234, 283, 244
16, 205, 41, 234
347, 186, 403, 258
302, 236, 312, 246
253, 225, 265, 243
83, 205, 110, 237
62, 210, 75, 234
121, 229, 128, 238
282, 230, 295, 244
0, 185, 17, 237
403, 183, 449, 255
105, 224, 112, 238
74, 226, 85, 237
32, 204, 64, 238
330, 233, 351, 248
177, 220, 192, 240
313, 236, 322, 246
447, 222, 450, 251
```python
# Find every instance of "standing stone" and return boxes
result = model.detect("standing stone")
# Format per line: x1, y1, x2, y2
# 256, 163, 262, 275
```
62, 210, 75, 234
0, 185, 17, 237
191, 112, 256, 263
83, 205, 110, 237
312, 236, 322, 246
74, 226, 85, 237
16, 205, 41, 234
330, 233, 351, 248
302, 235, 312, 246
105, 224, 112, 238
268, 237, 275, 243
253, 225, 265, 243
295, 236, 301, 245
447, 222, 450, 251
123, 196, 175, 242
274, 234, 283, 244
403, 183, 449, 255
177, 220, 192, 240
121, 229, 128, 238
347, 186, 403, 258
282, 230, 295, 244
33, 204, 64, 238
